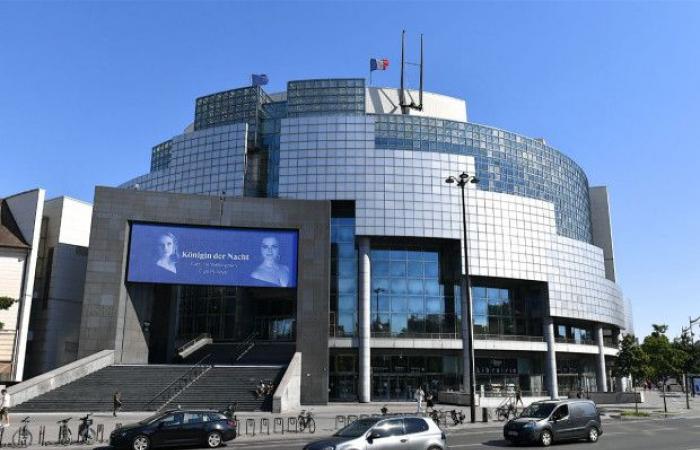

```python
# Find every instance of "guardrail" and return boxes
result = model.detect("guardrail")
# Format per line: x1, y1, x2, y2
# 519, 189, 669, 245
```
555, 337, 596, 346
474, 334, 545, 342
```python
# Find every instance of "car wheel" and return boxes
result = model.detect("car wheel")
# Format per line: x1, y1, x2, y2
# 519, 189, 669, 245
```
540, 429, 553, 447
132, 435, 150, 450
207, 431, 222, 448
587, 426, 599, 443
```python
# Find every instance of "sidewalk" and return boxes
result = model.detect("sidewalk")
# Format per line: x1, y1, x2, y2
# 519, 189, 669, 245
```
599, 390, 700, 419
0, 403, 499, 446
5, 394, 700, 447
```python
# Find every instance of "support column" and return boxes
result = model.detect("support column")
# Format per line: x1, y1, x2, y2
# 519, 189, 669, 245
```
358, 237, 371, 403
595, 324, 608, 392
543, 317, 559, 399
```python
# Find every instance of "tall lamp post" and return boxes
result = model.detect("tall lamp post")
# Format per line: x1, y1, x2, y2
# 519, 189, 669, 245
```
373, 288, 385, 333
682, 315, 700, 408
445, 171, 479, 423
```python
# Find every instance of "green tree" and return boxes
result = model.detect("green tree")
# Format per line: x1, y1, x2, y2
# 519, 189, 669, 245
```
0, 296, 15, 330
612, 334, 649, 386
641, 324, 688, 412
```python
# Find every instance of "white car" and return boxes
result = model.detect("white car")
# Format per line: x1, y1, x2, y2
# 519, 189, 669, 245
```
303, 415, 447, 450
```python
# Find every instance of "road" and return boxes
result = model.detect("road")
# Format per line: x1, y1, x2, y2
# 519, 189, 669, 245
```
227, 417, 700, 450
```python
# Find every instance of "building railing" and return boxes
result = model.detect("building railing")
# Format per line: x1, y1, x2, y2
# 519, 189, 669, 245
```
474, 334, 545, 343
555, 337, 596, 346
370, 332, 461, 340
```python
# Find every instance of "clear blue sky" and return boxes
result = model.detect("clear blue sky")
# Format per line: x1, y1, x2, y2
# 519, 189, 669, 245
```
1, 1, 698, 339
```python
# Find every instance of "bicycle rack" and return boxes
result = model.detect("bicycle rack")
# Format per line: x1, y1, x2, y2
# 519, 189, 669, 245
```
260, 418, 270, 435
346, 414, 358, 424
334, 415, 345, 429
287, 417, 298, 433
38, 426, 46, 446
273, 417, 284, 434
96, 424, 104, 443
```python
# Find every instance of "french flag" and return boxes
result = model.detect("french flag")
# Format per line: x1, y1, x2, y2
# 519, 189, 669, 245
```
370, 58, 389, 71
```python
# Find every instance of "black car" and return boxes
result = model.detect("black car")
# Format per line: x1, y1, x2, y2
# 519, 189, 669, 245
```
109, 410, 237, 450
503, 400, 602, 446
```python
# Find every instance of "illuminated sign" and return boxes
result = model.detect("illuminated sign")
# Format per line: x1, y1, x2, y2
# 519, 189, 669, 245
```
127, 223, 298, 287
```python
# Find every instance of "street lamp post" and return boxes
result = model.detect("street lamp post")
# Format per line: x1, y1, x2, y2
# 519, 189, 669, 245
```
373, 288, 385, 333
446, 171, 479, 423
682, 315, 700, 408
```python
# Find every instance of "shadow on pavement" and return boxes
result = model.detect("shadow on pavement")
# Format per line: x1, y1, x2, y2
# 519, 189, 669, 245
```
481, 439, 513, 447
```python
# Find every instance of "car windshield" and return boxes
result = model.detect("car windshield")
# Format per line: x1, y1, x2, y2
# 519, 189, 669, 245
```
334, 418, 379, 438
519, 403, 556, 419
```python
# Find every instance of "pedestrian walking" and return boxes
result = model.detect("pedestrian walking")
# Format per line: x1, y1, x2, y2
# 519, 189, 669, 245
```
0, 389, 10, 427
515, 386, 524, 408
414, 386, 425, 413
426, 391, 435, 411
113, 391, 122, 417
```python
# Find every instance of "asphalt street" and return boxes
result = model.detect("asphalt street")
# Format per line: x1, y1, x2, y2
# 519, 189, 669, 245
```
20, 415, 700, 450
225, 417, 700, 450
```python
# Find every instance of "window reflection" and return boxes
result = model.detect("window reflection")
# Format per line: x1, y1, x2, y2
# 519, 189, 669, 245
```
370, 243, 460, 338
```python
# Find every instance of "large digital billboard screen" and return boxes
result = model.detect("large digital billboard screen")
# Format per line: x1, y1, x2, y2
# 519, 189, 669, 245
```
126, 223, 298, 288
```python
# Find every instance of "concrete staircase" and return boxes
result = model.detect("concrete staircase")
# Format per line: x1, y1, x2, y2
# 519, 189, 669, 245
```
11, 365, 191, 412
164, 366, 286, 412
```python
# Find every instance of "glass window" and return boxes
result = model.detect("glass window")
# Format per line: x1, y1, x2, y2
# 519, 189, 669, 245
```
552, 405, 569, 420
372, 419, 404, 438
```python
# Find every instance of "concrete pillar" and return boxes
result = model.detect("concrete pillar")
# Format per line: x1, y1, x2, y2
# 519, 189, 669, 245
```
358, 237, 371, 403
595, 324, 608, 392
543, 317, 559, 399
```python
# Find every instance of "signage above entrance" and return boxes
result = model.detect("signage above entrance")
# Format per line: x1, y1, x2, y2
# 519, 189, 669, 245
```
127, 222, 298, 288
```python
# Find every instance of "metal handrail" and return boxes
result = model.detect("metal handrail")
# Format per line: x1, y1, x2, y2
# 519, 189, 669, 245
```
145, 353, 212, 411
177, 333, 211, 354
474, 334, 545, 342
555, 337, 596, 346
231, 332, 257, 362
371, 332, 461, 339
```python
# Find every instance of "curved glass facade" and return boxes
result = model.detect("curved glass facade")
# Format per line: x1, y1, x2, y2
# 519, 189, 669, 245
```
375, 116, 592, 242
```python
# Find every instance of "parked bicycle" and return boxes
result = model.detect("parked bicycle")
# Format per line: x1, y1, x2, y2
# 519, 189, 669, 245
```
450, 409, 465, 425
77, 413, 96, 444
429, 409, 443, 426
57, 417, 72, 446
496, 402, 517, 422
12, 416, 33, 447
297, 410, 316, 433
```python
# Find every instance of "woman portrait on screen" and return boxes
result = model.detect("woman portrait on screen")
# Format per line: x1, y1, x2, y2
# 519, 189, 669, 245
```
156, 232, 178, 274
250, 236, 290, 287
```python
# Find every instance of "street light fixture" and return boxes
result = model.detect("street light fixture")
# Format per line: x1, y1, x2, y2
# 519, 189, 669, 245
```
680, 315, 700, 409
445, 171, 479, 423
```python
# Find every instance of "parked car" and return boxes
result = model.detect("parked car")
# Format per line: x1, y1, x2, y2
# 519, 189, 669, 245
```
503, 399, 602, 446
109, 409, 236, 450
303, 415, 447, 450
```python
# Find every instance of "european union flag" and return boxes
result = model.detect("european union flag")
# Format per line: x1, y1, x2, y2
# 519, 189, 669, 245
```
252, 74, 269, 86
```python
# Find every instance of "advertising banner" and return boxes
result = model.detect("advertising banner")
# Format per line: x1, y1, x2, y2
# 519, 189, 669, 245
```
127, 222, 298, 288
